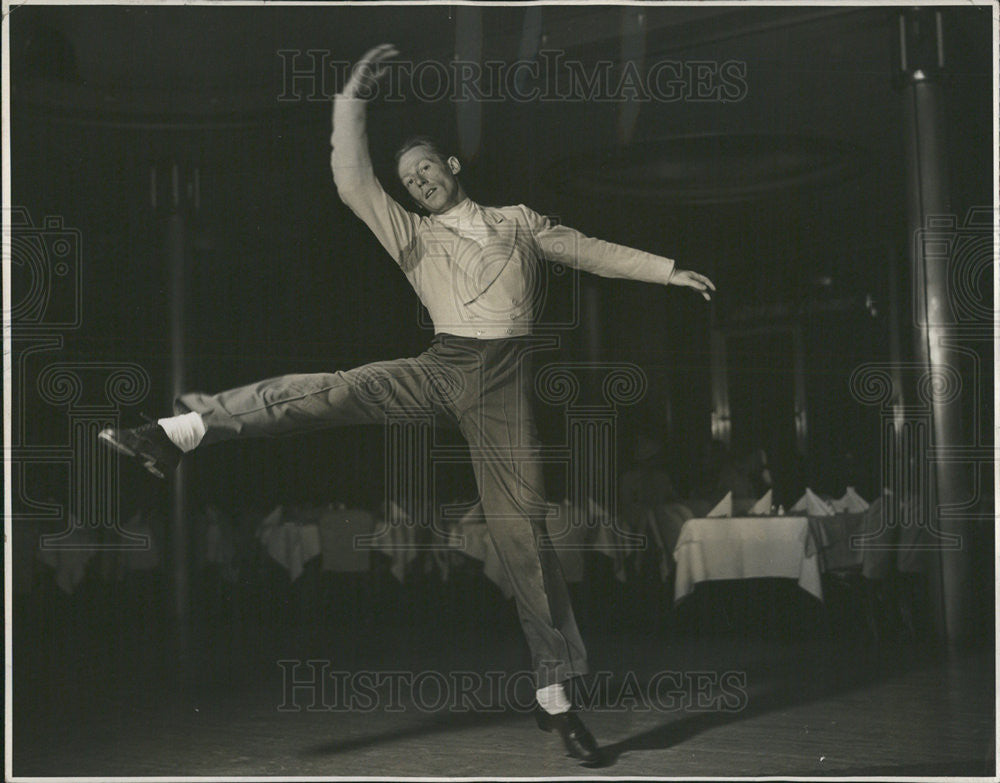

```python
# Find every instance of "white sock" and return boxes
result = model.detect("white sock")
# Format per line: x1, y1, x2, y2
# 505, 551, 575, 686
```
157, 411, 206, 453
536, 682, 571, 715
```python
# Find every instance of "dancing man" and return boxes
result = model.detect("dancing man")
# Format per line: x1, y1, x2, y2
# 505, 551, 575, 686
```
100, 43, 715, 765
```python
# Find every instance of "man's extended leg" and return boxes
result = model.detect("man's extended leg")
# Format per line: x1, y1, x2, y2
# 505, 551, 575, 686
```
100, 355, 448, 476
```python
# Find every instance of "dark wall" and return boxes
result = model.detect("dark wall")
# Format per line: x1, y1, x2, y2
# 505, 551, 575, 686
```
10, 4, 993, 513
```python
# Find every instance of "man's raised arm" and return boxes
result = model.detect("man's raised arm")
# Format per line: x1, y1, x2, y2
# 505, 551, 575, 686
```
329, 44, 419, 266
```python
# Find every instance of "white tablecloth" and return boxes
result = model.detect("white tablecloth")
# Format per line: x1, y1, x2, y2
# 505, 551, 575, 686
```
673, 516, 823, 602
372, 501, 419, 583
258, 519, 321, 582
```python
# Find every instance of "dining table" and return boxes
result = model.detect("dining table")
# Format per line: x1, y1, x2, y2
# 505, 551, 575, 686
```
672, 514, 824, 602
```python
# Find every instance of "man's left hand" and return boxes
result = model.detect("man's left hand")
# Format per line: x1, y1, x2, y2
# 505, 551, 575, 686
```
670, 269, 716, 301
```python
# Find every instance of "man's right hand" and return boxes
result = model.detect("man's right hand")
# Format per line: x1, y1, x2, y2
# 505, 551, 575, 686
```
342, 43, 399, 100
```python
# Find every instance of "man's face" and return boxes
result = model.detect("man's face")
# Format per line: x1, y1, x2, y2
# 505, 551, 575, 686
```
397, 145, 465, 214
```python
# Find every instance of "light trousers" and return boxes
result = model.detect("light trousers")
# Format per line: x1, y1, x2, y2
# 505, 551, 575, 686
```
176, 333, 587, 687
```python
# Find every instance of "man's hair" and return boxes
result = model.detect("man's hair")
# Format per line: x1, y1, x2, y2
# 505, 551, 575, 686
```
394, 135, 451, 169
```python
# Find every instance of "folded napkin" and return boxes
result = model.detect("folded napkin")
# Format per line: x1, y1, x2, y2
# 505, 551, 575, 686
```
257, 504, 284, 534
36, 516, 97, 594
830, 486, 870, 513
791, 488, 835, 516
706, 491, 733, 518
375, 500, 418, 583
748, 489, 773, 515
258, 520, 320, 581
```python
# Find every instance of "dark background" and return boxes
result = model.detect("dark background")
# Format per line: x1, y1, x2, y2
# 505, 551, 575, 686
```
10, 3, 994, 514
6, 7, 996, 776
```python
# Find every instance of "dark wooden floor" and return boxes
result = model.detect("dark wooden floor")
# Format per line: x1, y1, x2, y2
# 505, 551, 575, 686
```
11, 571, 996, 779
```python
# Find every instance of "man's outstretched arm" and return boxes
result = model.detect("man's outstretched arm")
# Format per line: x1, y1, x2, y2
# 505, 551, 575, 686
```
519, 205, 716, 301
330, 44, 419, 267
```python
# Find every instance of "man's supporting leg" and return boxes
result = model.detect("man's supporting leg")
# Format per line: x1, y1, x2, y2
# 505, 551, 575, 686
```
457, 377, 588, 689
459, 375, 602, 765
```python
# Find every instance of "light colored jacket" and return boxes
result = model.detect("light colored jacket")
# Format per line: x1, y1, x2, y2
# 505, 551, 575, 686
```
331, 96, 676, 339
